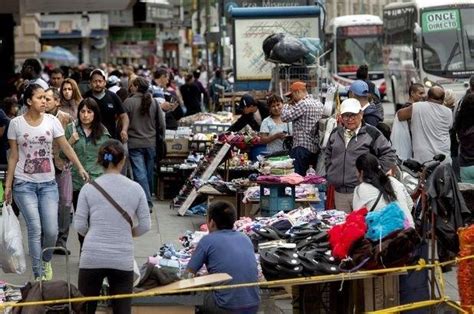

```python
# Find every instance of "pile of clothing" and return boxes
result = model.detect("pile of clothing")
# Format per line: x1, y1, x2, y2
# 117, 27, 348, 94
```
218, 133, 261, 150
179, 112, 234, 126
259, 155, 294, 176
0, 281, 23, 303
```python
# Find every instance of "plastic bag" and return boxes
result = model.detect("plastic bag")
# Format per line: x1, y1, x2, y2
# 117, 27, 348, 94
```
0, 204, 27, 274
390, 115, 412, 160
57, 167, 73, 207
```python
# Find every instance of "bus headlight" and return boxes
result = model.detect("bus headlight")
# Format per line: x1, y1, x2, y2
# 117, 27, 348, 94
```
424, 78, 433, 87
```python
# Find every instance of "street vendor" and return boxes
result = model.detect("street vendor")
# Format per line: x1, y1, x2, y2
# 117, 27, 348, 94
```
259, 94, 292, 153
281, 81, 323, 175
227, 94, 269, 132
187, 201, 260, 313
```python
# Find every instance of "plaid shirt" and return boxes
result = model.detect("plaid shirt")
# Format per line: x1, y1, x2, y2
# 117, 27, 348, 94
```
281, 95, 323, 153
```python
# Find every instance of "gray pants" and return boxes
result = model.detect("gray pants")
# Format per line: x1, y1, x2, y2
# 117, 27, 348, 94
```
334, 191, 354, 213
55, 171, 72, 248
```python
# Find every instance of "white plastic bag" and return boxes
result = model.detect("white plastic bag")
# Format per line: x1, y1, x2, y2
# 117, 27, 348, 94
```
0, 204, 26, 274
390, 115, 413, 160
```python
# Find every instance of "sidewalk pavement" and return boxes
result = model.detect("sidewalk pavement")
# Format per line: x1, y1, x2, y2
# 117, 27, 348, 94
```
1, 199, 459, 311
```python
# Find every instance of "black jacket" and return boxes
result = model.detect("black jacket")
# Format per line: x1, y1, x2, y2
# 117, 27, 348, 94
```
227, 101, 270, 132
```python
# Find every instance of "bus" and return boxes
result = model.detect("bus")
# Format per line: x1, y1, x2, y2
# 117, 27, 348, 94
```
383, 0, 474, 107
326, 15, 385, 97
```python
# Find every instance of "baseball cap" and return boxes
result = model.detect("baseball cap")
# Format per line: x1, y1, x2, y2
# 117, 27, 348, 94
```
90, 68, 107, 81
108, 75, 120, 85
348, 80, 369, 97
340, 98, 362, 114
239, 94, 257, 109
284, 81, 307, 96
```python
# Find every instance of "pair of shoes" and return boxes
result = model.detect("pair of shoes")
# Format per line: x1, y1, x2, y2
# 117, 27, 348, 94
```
53, 249, 71, 255
42, 261, 53, 281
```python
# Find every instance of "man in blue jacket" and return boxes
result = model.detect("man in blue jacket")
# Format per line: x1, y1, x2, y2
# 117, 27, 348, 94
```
348, 80, 383, 127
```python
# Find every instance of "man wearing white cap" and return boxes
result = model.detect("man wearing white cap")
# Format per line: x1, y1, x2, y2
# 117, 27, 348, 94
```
325, 98, 396, 212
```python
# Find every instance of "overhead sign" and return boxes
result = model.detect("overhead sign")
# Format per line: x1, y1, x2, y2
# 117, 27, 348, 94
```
422, 9, 460, 33
338, 25, 382, 37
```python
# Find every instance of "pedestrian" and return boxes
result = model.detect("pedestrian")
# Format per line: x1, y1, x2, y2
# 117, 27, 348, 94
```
20, 58, 49, 90
259, 95, 292, 153
325, 98, 396, 212
397, 86, 452, 164
356, 64, 381, 104
75, 139, 151, 314
123, 77, 160, 211
152, 68, 183, 130
348, 80, 383, 127
65, 97, 111, 248
187, 201, 260, 313
84, 69, 129, 142
4, 84, 89, 280
60, 78, 82, 119
180, 74, 202, 116
454, 93, 474, 183
353, 153, 414, 227
209, 69, 230, 108
402, 83, 425, 110
193, 69, 209, 110
49, 68, 65, 92
281, 81, 323, 176
44, 88, 74, 255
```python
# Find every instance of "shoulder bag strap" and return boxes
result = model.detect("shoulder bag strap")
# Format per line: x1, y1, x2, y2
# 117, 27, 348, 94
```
369, 192, 383, 212
90, 180, 133, 229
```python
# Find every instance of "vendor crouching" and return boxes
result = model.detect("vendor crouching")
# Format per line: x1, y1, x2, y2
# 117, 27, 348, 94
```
187, 201, 260, 313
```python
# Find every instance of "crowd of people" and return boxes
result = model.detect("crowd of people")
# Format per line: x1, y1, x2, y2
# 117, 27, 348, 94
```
0, 57, 473, 313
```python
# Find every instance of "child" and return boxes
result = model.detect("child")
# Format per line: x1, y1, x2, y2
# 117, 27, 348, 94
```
187, 201, 260, 313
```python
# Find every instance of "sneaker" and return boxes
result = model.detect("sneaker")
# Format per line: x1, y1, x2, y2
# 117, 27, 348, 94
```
34, 276, 47, 282
42, 261, 53, 281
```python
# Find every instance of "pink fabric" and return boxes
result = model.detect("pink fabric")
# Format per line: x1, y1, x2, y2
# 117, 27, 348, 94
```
280, 173, 304, 185
303, 174, 327, 185
257, 176, 282, 184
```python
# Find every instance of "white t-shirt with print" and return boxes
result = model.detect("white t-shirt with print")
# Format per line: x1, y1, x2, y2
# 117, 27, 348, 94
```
260, 117, 292, 153
8, 114, 65, 183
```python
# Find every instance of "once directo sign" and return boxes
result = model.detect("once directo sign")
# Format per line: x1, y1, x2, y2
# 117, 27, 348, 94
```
422, 9, 460, 33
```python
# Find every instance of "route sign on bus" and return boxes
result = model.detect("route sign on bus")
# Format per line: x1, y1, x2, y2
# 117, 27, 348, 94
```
422, 9, 460, 33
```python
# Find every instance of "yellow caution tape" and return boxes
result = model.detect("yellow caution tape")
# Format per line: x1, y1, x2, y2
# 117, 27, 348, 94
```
0, 254, 472, 311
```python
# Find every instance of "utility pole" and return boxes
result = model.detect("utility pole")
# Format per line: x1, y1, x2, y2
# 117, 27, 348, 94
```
205, 0, 211, 87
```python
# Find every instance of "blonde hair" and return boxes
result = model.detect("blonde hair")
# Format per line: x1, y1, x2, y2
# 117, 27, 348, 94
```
443, 89, 456, 108
60, 78, 83, 103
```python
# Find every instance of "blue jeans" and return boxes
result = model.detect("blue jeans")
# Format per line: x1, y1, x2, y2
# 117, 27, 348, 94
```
129, 147, 156, 208
13, 179, 59, 278
289, 146, 318, 176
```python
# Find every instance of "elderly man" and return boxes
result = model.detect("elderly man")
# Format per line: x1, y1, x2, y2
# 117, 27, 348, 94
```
281, 81, 323, 176
325, 98, 396, 212
398, 86, 452, 164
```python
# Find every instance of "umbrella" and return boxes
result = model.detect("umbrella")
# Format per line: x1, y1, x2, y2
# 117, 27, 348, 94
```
39, 46, 78, 64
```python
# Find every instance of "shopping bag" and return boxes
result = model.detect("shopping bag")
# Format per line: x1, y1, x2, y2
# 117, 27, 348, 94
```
390, 115, 412, 160
0, 204, 26, 274
57, 167, 73, 207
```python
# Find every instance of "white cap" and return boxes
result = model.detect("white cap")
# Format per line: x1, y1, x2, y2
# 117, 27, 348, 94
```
340, 98, 362, 114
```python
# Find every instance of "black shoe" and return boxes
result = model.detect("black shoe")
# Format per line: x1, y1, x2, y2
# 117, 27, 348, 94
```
53, 249, 71, 255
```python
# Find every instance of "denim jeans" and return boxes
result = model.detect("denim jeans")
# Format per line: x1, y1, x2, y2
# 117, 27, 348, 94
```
289, 146, 318, 176
129, 147, 156, 208
13, 179, 59, 278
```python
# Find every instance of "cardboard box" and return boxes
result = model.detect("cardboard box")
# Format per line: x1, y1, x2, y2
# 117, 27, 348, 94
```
166, 138, 189, 155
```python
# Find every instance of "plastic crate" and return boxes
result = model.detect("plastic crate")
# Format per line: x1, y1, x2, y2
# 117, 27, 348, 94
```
259, 184, 295, 216
192, 123, 231, 134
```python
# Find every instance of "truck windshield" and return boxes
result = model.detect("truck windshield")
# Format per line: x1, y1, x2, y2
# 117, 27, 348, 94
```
335, 25, 384, 73
422, 7, 474, 76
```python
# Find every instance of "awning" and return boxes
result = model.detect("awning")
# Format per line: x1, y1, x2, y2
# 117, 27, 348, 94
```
0, 0, 135, 14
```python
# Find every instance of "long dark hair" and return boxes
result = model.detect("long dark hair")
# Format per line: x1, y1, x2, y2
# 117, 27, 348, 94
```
355, 153, 397, 203
97, 139, 125, 169
455, 93, 474, 132
23, 84, 44, 106
77, 98, 104, 145
132, 77, 153, 116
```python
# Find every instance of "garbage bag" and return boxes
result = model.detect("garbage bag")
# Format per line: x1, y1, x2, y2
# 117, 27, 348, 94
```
300, 37, 322, 64
270, 35, 309, 64
262, 33, 285, 60
0, 204, 26, 274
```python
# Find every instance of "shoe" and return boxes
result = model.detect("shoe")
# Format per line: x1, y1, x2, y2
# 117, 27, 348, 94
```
42, 261, 53, 281
53, 249, 71, 255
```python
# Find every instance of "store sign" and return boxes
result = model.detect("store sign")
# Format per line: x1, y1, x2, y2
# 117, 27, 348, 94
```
225, 0, 309, 8
422, 10, 460, 33
108, 9, 134, 27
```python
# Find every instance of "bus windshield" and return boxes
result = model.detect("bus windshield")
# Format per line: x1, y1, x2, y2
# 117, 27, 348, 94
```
422, 7, 474, 76
336, 26, 384, 73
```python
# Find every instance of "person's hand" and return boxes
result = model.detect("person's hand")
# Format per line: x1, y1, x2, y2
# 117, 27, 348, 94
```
79, 168, 89, 182
4, 186, 12, 205
69, 132, 79, 145
274, 132, 287, 140
120, 130, 128, 143
160, 101, 172, 111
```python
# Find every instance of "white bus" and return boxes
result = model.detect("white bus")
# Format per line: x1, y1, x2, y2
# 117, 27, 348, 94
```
326, 15, 385, 97
383, 0, 474, 107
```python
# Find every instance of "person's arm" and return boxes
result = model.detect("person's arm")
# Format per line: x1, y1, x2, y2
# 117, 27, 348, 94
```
186, 240, 207, 275
132, 186, 151, 237
373, 135, 397, 172
119, 113, 129, 143
4, 139, 19, 204
55, 136, 89, 182
74, 187, 90, 236
397, 105, 413, 121
281, 102, 305, 123
0, 126, 5, 138
227, 115, 250, 132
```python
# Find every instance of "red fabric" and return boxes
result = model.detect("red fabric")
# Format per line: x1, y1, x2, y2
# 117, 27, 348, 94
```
328, 208, 368, 260
326, 184, 335, 209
